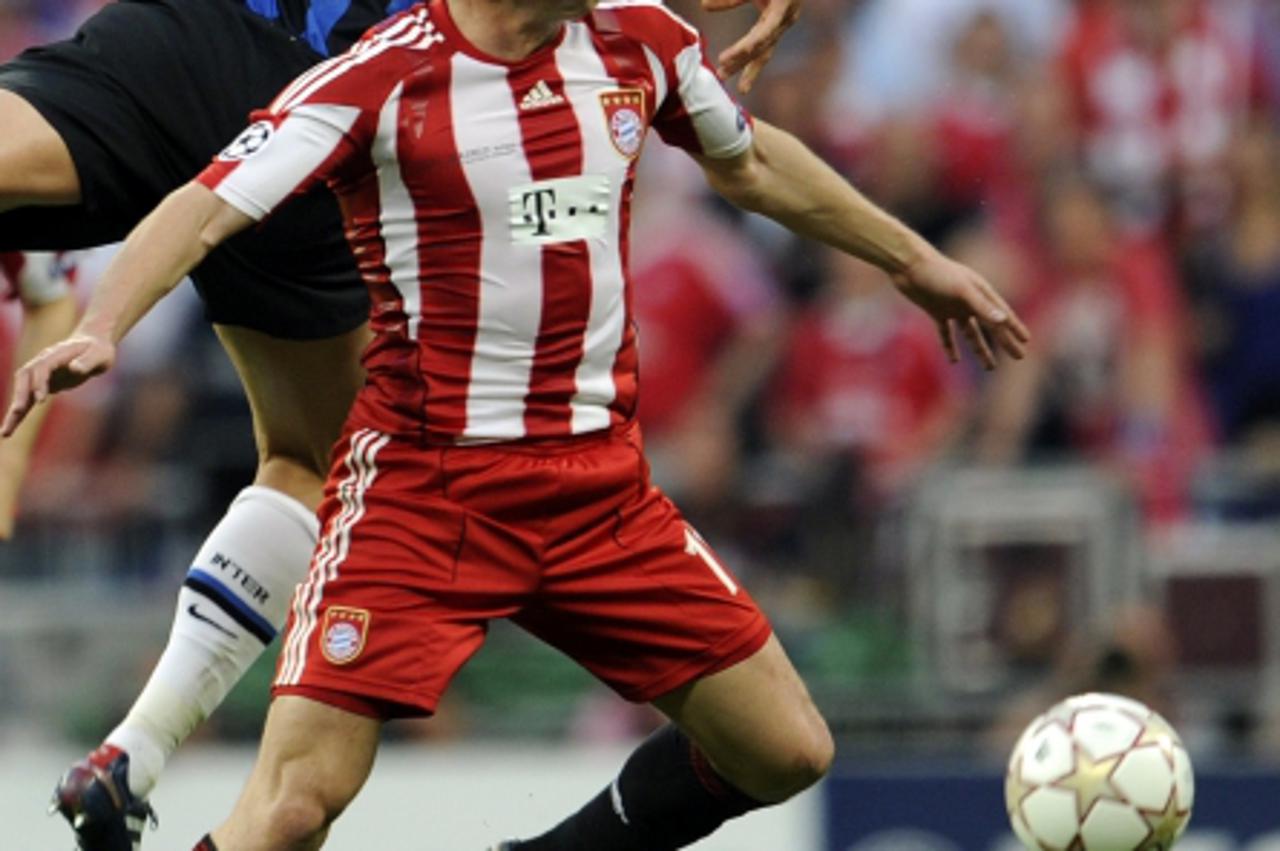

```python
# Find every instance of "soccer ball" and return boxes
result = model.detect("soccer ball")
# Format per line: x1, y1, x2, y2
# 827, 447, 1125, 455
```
1005, 693, 1194, 850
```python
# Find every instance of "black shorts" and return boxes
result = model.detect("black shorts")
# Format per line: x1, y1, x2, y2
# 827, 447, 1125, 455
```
0, 0, 369, 340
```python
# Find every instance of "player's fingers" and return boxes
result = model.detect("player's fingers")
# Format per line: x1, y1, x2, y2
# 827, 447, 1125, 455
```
29, 356, 55, 404
967, 273, 1029, 340
736, 43, 778, 93
963, 316, 997, 370
937, 319, 959, 364
718, 1, 795, 80
991, 323, 1028, 361
68, 346, 109, 376
1, 368, 34, 437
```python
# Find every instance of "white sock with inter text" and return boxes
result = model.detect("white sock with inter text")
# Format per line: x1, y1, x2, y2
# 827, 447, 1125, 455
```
104, 486, 319, 798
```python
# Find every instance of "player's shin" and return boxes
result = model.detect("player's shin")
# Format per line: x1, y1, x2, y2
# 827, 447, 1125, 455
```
510, 724, 766, 851
103, 486, 319, 798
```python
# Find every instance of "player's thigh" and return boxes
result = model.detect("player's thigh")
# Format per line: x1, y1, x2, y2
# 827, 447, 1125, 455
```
225, 695, 379, 841
215, 323, 371, 479
653, 635, 834, 801
0, 91, 79, 210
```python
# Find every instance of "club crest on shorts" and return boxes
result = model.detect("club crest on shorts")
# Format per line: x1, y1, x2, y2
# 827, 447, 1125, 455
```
321, 606, 371, 665
599, 89, 646, 159
218, 120, 275, 162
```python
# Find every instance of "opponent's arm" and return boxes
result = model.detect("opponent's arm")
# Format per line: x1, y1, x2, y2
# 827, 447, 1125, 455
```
696, 119, 1030, 367
1, 184, 252, 436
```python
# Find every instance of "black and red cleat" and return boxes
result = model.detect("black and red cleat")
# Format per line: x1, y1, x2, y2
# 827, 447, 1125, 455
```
51, 745, 157, 851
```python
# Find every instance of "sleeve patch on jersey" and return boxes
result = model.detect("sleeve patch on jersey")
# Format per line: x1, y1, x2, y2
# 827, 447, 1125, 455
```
600, 89, 647, 159
218, 121, 277, 162
509, 175, 611, 245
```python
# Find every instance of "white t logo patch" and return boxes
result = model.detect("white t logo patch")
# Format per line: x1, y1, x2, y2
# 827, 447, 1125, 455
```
509, 175, 610, 245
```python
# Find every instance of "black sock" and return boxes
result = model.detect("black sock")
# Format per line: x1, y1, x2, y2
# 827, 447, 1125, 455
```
513, 725, 765, 851
192, 835, 219, 851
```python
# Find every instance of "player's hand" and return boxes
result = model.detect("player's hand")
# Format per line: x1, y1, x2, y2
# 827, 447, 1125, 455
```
1, 335, 116, 437
892, 250, 1030, 370
704, 0, 801, 93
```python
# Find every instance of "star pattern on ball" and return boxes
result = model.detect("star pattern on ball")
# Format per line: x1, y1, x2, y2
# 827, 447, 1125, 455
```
1136, 717, 1180, 768
1138, 786, 1185, 849
1050, 743, 1124, 819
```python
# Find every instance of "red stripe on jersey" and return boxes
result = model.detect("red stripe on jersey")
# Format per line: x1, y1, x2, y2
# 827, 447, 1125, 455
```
587, 25, 647, 427
337, 114, 420, 428
508, 60, 594, 438
408, 60, 482, 438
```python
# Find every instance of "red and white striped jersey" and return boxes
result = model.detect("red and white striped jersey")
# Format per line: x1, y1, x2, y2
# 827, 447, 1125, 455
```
198, 0, 752, 443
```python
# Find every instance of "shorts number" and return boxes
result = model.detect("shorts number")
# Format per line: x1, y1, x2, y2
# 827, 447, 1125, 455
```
684, 527, 739, 595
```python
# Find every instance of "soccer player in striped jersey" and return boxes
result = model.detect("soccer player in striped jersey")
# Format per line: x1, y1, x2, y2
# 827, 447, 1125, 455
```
0, 0, 796, 848
6, 0, 1025, 848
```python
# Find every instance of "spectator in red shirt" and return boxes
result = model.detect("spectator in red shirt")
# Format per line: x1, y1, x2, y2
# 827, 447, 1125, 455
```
976, 178, 1211, 522
1057, 0, 1251, 233
767, 249, 970, 508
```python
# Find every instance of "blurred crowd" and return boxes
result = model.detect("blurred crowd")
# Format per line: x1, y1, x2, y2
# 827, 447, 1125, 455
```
3, 0, 1280, 748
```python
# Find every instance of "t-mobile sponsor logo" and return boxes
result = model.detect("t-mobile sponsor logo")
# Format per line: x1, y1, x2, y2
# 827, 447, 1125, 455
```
509, 175, 611, 245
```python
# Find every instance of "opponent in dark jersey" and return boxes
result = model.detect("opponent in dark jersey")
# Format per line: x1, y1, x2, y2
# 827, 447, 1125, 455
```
0, 0, 800, 848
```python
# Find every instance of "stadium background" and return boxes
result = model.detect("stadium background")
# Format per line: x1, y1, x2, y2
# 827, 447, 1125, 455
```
3, 0, 1280, 847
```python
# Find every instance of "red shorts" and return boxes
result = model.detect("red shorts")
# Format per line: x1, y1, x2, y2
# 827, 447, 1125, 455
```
273, 422, 772, 718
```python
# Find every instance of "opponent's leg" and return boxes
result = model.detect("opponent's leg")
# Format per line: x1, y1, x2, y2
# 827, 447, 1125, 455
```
511, 636, 833, 851
202, 695, 380, 851
0, 91, 80, 211
55, 326, 368, 850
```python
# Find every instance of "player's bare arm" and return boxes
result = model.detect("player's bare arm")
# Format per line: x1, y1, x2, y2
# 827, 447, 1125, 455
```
704, 0, 801, 93
696, 119, 1031, 369
2, 184, 252, 436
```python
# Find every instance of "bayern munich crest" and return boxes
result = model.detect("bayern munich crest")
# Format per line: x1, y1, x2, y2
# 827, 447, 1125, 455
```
600, 89, 646, 159
321, 606, 371, 665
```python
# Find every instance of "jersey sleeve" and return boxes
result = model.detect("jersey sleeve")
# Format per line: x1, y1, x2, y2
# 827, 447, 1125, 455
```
646, 10, 753, 159
197, 103, 368, 221
196, 9, 438, 220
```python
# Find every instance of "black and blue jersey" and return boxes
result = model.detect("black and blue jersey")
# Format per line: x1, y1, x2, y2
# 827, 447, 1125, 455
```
239, 0, 418, 57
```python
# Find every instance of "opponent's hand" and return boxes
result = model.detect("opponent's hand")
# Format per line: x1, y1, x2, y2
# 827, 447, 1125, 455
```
704, 0, 801, 93
892, 250, 1030, 370
1, 335, 116, 437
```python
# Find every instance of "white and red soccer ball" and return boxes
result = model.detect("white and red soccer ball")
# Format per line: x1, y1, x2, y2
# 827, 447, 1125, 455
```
1005, 693, 1194, 850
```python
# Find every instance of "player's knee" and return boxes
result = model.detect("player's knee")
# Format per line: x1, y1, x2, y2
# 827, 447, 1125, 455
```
752, 716, 835, 802
780, 720, 835, 796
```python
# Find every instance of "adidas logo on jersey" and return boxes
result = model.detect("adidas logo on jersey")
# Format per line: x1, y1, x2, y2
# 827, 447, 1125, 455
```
520, 80, 565, 111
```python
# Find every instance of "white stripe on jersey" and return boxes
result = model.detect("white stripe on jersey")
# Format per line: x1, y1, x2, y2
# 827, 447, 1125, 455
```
214, 104, 361, 221
673, 45, 753, 159
556, 23, 629, 434
275, 13, 437, 113
642, 45, 669, 112
451, 53, 543, 440
372, 82, 423, 341
272, 15, 417, 111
